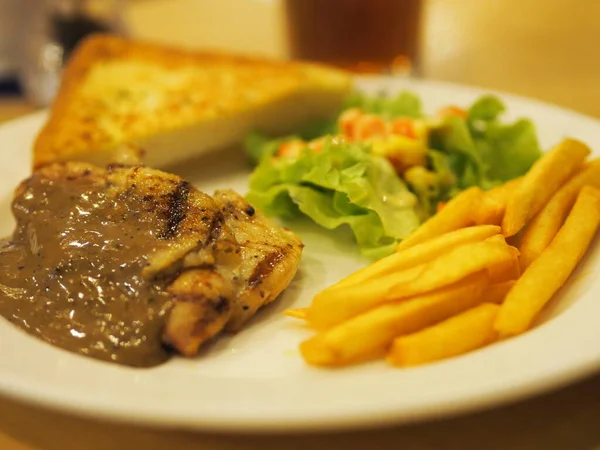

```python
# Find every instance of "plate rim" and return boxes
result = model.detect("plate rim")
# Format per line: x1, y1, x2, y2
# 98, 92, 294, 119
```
1, 347, 599, 434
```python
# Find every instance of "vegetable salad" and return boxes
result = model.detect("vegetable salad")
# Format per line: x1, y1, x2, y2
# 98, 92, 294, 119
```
245, 91, 541, 258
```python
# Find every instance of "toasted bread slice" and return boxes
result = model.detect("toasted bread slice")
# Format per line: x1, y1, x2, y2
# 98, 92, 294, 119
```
33, 34, 351, 170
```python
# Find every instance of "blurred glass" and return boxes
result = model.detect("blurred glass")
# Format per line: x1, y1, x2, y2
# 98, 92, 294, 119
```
0, 0, 21, 87
18, 0, 126, 106
284, 0, 422, 75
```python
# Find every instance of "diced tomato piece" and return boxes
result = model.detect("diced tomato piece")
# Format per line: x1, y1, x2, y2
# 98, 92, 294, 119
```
438, 106, 467, 118
354, 114, 387, 141
338, 108, 363, 141
308, 137, 326, 153
277, 140, 305, 159
386, 154, 405, 174
390, 118, 416, 139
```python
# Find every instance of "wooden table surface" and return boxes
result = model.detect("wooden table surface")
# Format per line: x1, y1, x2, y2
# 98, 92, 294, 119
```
3, 0, 600, 448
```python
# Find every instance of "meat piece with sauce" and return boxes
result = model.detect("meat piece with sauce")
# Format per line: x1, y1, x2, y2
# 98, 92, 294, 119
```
0, 162, 302, 367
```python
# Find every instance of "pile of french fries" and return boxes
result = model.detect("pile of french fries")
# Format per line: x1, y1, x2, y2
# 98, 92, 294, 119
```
286, 138, 600, 368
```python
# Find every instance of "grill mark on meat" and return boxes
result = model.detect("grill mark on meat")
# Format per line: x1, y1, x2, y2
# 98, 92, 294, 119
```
106, 162, 129, 171
159, 181, 190, 239
248, 246, 288, 288
204, 212, 224, 249
106, 162, 142, 173
213, 296, 229, 313
125, 165, 142, 184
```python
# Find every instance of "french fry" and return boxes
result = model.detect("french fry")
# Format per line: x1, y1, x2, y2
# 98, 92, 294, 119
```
396, 186, 483, 251
307, 264, 425, 329
484, 280, 516, 304
519, 158, 600, 269
307, 238, 513, 329
495, 186, 600, 336
487, 243, 521, 283
474, 177, 521, 226
331, 225, 500, 289
484, 234, 508, 245
283, 308, 308, 320
502, 138, 590, 237
300, 272, 489, 366
388, 303, 500, 367
391, 238, 514, 298
298, 143, 599, 369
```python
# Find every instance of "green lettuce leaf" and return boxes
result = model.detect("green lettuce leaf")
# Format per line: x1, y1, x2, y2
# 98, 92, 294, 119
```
430, 115, 487, 189
429, 95, 541, 190
474, 118, 540, 182
247, 138, 421, 257
407, 150, 459, 216
344, 90, 423, 119
243, 131, 294, 165
468, 95, 506, 123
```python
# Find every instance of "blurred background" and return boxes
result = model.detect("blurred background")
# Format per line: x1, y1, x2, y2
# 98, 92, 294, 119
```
1, 0, 599, 120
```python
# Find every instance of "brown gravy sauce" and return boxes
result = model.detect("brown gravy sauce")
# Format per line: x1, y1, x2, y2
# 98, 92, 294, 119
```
0, 171, 175, 367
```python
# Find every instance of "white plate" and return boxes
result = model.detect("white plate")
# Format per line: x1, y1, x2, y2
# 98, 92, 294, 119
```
1, 77, 600, 433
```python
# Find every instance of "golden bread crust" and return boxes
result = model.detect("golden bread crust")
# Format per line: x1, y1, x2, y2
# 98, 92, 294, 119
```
33, 34, 351, 170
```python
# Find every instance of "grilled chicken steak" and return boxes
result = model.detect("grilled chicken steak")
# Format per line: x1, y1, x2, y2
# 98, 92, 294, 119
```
0, 162, 302, 367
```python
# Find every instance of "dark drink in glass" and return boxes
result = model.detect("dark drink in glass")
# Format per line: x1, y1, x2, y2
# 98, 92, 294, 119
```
284, 0, 422, 75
